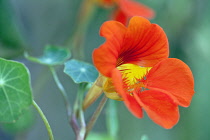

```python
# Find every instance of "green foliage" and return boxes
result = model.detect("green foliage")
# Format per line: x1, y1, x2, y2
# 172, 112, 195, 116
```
64, 59, 98, 83
0, 58, 32, 123
25, 45, 71, 66
1, 108, 34, 133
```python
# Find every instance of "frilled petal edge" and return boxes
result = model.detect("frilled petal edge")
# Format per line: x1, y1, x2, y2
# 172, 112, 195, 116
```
93, 21, 126, 77
118, 16, 169, 67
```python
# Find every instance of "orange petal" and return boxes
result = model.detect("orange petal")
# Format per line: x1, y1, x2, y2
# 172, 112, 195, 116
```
134, 90, 179, 129
93, 21, 126, 77
111, 68, 143, 118
145, 58, 195, 107
112, 9, 128, 25
119, 0, 155, 19
118, 16, 169, 67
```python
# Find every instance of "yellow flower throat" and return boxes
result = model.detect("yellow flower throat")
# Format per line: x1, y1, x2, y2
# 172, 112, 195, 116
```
103, 64, 152, 100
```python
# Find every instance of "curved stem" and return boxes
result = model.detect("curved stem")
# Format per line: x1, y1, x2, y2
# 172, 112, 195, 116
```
49, 66, 81, 134
85, 95, 108, 138
78, 109, 86, 140
77, 83, 87, 140
49, 66, 72, 117
32, 100, 54, 140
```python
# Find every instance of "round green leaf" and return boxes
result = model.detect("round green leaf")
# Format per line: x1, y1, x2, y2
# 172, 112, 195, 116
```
64, 59, 98, 83
25, 45, 71, 65
0, 58, 32, 123
1, 108, 35, 133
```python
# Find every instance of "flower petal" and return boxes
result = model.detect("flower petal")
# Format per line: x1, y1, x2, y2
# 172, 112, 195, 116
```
119, 0, 155, 19
118, 16, 169, 67
111, 68, 143, 118
93, 21, 126, 77
134, 90, 179, 129
145, 58, 195, 107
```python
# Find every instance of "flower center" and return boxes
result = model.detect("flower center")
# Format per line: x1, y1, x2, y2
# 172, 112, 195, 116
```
117, 64, 151, 86
103, 64, 151, 100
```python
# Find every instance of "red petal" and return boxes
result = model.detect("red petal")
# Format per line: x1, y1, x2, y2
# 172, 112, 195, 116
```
111, 68, 143, 118
145, 58, 195, 107
93, 21, 126, 77
118, 16, 169, 67
112, 9, 128, 25
134, 90, 179, 129
119, 0, 155, 19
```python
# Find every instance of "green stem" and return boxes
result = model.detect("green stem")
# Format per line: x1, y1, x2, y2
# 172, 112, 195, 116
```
49, 66, 81, 135
32, 100, 54, 140
85, 95, 108, 138
78, 109, 86, 140
77, 83, 87, 140
49, 66, 72, 117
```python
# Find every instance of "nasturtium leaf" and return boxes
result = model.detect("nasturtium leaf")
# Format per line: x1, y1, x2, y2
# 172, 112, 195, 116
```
25, 45, 71, 65
64, 59, 98, 83
0, 58, 32, 123
1, 108, 34, 133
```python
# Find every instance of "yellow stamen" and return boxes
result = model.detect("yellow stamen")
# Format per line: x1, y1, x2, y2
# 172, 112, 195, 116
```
102, 63, 152, 101
117, 64, 152, 86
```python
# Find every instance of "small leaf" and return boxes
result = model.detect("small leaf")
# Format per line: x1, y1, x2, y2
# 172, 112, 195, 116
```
64, 59, 98, 83
0, 58, 32, 123
25, 45, 71, 65
1, 108, 35, 133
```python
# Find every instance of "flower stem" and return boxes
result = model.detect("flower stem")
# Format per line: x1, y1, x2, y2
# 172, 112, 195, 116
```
32, 100, 54, 140
49, 67, 79, 135
85, 95, 108, 138
49, 66, 81, 135
77, 83, 87, 140
78, 109, 86, 140
49, 66, 72, 117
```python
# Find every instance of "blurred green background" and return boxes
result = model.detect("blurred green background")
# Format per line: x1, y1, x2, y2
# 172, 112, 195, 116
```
0, 0, 210, 139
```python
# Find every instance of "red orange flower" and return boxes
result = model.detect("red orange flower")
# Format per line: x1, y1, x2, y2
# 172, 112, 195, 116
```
98, 0, 155, 25
92, 16, 194, 129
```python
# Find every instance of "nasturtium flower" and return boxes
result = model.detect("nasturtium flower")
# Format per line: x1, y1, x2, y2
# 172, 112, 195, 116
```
92, 16, 194, 129
97, 0, 154, 25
